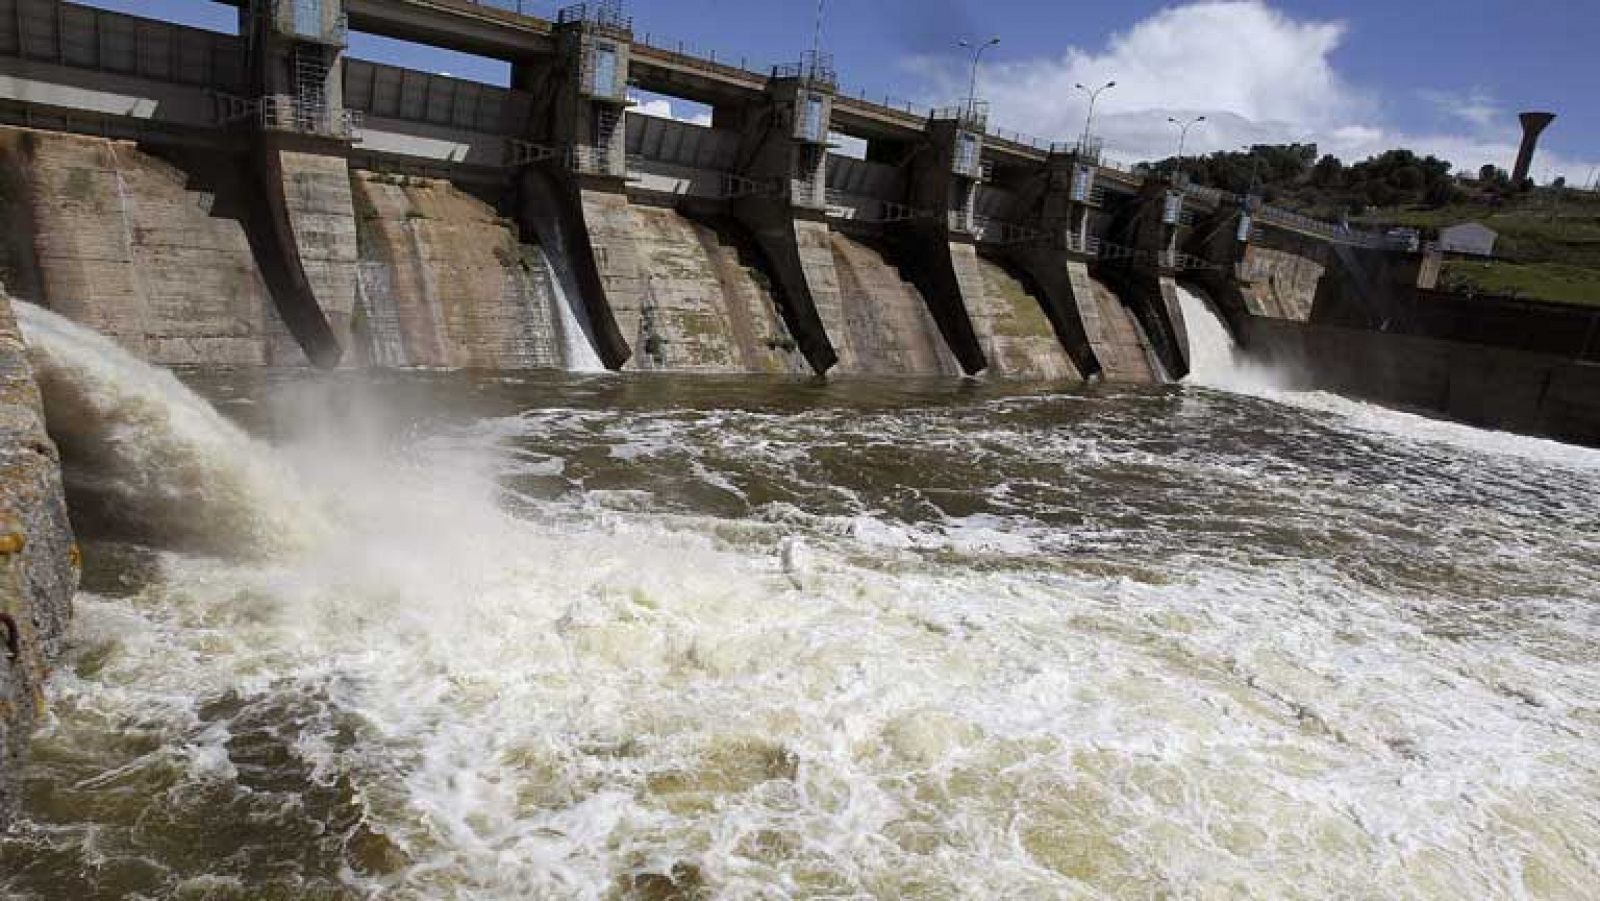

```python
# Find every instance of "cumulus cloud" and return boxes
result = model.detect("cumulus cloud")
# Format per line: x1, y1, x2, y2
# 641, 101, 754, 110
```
912, 0, 1595, 183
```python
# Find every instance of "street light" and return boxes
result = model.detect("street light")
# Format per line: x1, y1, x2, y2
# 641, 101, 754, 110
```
810, 0, 825, 62
1167, 114, 1206, 175
958, 37, 1000, 120
1075, 80, 1116, 157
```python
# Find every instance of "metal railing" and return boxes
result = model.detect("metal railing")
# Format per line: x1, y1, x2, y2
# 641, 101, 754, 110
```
557, 0, 631, 34
971, 216, 1047, 246
258, 94, 361, 138
931, 100, 989, 131
1052, 136, 1103, 162
631, 32, 769, 81
446, 0, 548, 17
568, 145, 619, 175
990, 128, 1050, 151
772, 51, 836, 89
1063, 232, 1101, 256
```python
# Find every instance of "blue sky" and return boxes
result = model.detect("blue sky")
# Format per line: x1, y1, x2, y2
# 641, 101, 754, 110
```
79, 0, 1599, 183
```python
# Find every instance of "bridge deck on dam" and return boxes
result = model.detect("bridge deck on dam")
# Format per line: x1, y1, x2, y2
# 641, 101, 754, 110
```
0, 0, 1384, 251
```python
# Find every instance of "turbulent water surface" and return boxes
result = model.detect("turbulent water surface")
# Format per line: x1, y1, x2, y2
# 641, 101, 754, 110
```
4, 303, 1600, 899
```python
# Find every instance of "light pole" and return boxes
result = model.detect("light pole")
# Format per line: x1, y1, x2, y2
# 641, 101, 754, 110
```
1075, 80, 1116, 156
1167, 114, 1206, 176
958, 37, 1000, 120
809, 0, 826, 75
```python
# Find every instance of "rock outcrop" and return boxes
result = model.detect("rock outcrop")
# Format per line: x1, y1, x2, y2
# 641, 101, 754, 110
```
0, 292, 77, 829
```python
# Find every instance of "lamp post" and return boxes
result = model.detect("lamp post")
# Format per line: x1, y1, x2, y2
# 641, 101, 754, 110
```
1075, 80, 1116, 157
808, 0, 826, 78
958, 37, 1000, 121
1167, 114, 1206, 176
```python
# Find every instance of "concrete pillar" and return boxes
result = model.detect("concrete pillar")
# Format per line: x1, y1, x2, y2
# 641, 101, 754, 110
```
1181, 195, 1258, 338
508, 6, 635, 368
1097, 176, 1191, 380
882, 112, 988, 375
240, 0, 359, 368
724, 67, 844, 374
1001, 148, 1113, 378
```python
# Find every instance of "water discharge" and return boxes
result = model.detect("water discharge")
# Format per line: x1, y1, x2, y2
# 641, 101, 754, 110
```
5, 306, 1600, 899
1175, 283, 1239, 383
536, 243, 605, 373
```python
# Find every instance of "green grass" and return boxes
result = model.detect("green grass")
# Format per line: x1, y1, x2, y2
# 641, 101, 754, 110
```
1440, 260, 1600, 307
1356, 191, 1600, 306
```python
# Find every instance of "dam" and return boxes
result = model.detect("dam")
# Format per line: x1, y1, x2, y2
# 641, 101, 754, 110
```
0, 0, 1427, 381
1, 0, 1594, 446
2, 1, 1600, 898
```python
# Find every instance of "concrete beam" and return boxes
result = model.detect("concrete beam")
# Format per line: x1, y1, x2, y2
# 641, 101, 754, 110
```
721, 75, 842, 374
881, 115, 988, 375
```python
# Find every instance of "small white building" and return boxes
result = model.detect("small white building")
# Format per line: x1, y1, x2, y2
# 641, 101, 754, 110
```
1438, 222, 1499, 258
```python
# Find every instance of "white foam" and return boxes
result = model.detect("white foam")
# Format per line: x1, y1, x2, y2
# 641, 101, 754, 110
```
12, 312, 1600, 897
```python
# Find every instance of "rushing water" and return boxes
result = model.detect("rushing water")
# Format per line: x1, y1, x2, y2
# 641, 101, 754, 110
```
4, 303, 1600, 899
1176, 286, 1238, 384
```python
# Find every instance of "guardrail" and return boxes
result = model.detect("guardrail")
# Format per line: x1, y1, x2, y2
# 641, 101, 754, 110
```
834, 89, 932, 120
971, 216, 1047, 246
439, 0, 556, 19
632, 32, 770, 81
772, 51, 836, 89
930, 100, 989, 131
989, 128, 1050, 151
557, 0, 631, 34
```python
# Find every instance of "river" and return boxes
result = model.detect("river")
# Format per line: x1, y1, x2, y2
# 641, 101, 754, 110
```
3, 300, 1600, 899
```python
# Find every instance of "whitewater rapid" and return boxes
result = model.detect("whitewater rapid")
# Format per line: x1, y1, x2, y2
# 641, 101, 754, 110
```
5, 303, 1600, 899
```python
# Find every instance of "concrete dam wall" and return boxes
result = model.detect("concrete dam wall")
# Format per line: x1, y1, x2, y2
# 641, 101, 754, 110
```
0, 126, 1150, 382
350, 171, 600, 370
0, 129, 305, 366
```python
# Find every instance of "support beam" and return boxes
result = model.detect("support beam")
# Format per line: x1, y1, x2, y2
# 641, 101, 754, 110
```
883, 113, 988, 375
241, 0, 359, 367
723, 67, 842, 374
508, 4, 633, 368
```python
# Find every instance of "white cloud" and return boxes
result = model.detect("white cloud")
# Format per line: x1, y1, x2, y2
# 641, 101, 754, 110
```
629, 93, 713, 127
912, 0, 1596, 183
1419, 88, 1502, 130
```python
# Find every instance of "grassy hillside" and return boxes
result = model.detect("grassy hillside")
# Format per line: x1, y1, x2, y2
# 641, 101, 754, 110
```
1361, 191, 1600, 306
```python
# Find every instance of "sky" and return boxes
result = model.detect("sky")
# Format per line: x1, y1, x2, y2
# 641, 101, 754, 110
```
79, 0, 1600, 185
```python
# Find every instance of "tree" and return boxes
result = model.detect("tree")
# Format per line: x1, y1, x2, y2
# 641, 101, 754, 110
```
1310, 154, 1344, 187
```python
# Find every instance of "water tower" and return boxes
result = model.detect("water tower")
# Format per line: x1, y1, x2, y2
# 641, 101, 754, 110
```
1512, 112, 1556, 185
